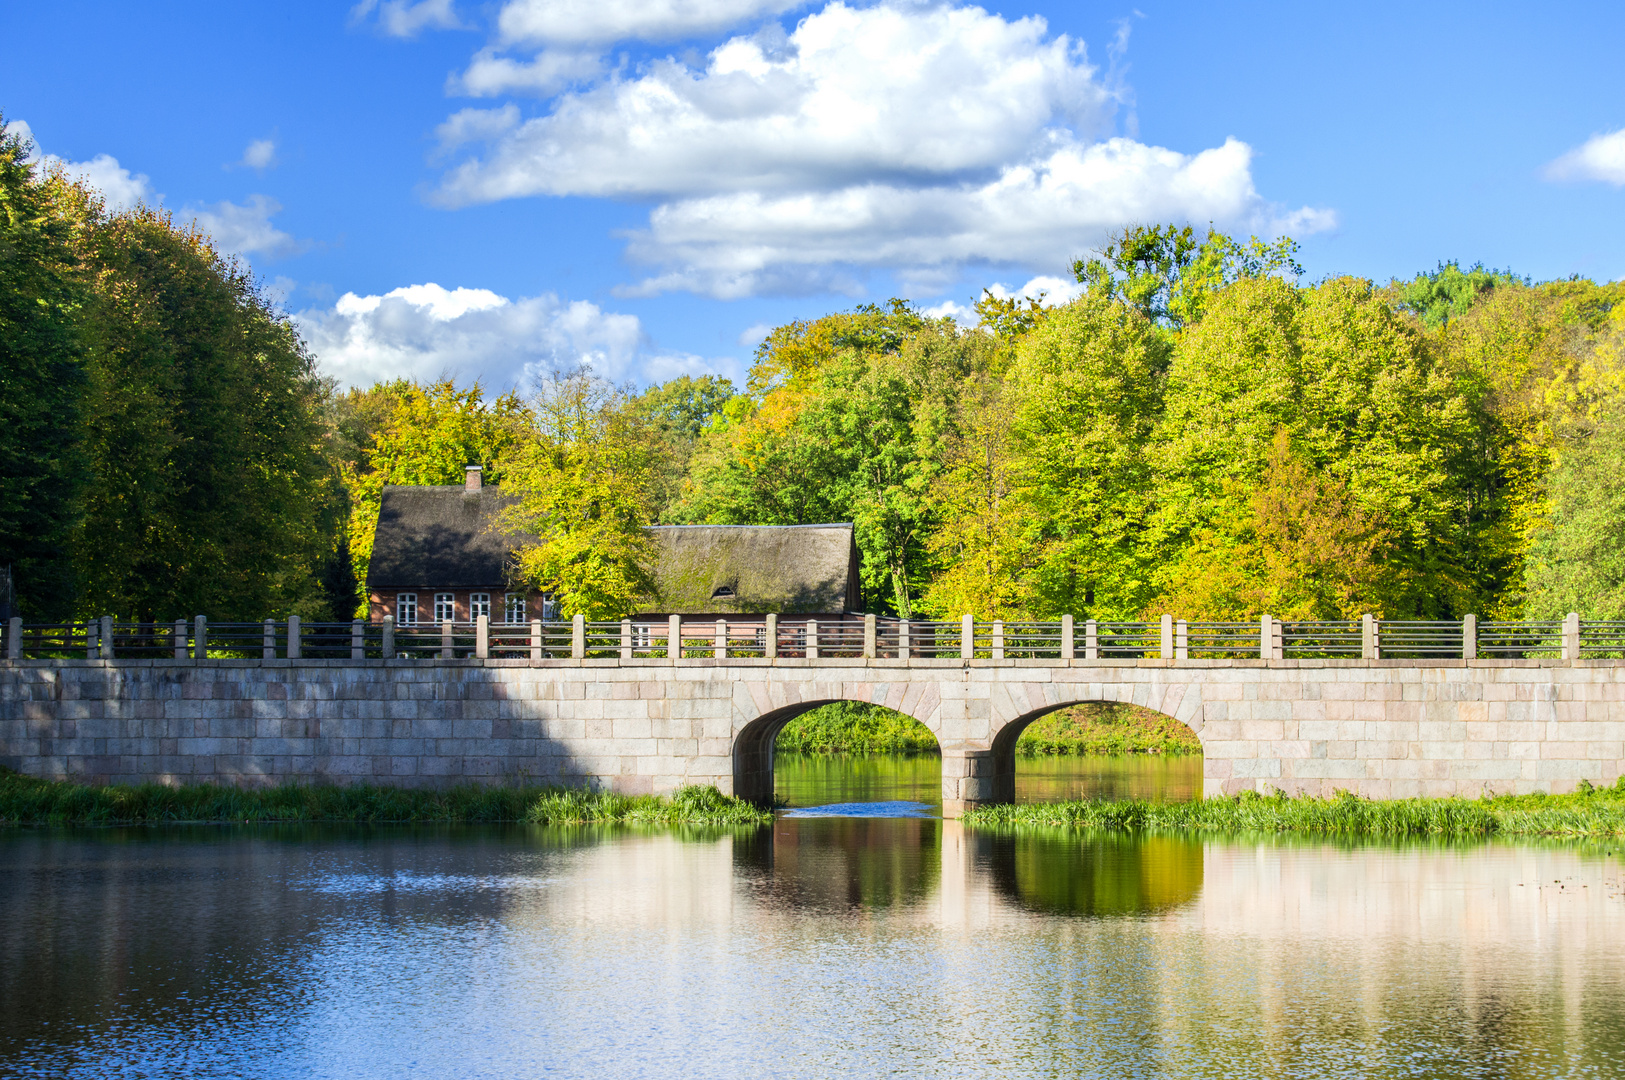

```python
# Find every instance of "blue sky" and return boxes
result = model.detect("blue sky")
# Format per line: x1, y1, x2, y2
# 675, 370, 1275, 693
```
4, 0, 1623, 392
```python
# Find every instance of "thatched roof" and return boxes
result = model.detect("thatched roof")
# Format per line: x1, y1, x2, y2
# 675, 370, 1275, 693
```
366, 486, 529, 589
647, 524, 859, 614
366, 484, 859, 613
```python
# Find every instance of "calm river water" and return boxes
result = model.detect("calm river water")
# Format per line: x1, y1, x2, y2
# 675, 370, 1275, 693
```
3, 755, 1624, 1078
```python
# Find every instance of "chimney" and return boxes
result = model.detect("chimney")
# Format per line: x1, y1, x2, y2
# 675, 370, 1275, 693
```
465, 465, 483, 492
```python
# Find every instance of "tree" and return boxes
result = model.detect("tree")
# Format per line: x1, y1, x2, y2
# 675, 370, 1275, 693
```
1524, 406, 1625, 619
1152, 275, 1481, 617
0, 116, 87, 619
497, 368, 658, 619
1395, 261, 1526, 329
1004, 292, 1170, 618
73, 203, 333, 621
1071, 223, 1302, 331
1150, 429, 1391, 620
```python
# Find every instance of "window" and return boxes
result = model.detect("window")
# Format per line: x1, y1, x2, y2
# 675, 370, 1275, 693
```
396, 593, 417, 626
541, 593, 559, 621
434, 593, 456, 624
504, 593, 527, 624
470, 593, 491, 621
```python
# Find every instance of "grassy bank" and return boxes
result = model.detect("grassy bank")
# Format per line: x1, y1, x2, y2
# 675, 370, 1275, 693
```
1017, 704, 1201, 755
961, 779, 1625, 838
776, 701, 1197, 755
0, 770, 772, 826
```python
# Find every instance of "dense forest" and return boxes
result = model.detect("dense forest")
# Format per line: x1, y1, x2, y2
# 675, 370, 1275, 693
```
5, 118, 1625, 624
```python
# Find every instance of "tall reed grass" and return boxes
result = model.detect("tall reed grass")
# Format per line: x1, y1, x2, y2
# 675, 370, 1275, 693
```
0, 769, 771, 826
961, 779, 1625, 838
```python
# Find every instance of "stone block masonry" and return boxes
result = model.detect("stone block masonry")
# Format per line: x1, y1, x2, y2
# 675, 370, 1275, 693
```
2, 657, 1623, 815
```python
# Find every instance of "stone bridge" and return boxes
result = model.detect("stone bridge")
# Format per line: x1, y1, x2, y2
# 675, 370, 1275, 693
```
5, 652, 1624, 815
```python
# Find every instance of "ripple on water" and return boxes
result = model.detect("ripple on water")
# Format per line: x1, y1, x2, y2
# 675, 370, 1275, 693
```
781, 800, 936, 818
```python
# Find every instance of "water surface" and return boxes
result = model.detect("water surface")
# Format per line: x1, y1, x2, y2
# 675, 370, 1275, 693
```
3, 753, 1623, 1078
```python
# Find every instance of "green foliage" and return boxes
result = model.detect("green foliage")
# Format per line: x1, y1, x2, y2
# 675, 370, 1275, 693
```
1071, 223, 1303, 331
962, 777, 1625, 837
1524, 407, 1625, 618
0, 116, 87, 619
1397, 261, 1526, 329
499, 368, 659, 619
0, 769, 770, 826
1016, 703, 1202, 756
775, 703, 939, 753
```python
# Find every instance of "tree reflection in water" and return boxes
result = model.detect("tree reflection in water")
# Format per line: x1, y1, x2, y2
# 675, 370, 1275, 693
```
974, 829, 1204, 916
734, 817, 941, 914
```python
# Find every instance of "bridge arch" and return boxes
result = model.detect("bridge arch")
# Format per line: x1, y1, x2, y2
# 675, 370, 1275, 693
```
732, 698, 941, 806
983, 687, 1207, 804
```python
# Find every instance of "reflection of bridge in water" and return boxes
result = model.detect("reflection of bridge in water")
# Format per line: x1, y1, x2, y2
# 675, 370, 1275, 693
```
4, 613, 1624, 812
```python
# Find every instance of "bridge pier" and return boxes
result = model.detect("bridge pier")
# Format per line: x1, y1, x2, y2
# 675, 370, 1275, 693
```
941, 748, 997, 818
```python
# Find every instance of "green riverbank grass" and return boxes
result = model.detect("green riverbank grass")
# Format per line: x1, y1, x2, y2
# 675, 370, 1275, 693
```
775, 701, 1198, 755
0, 770, 772, 827
961, 778, 1625, 839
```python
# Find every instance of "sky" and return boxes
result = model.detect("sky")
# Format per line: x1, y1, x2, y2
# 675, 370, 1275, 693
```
4, 0, 1623, 393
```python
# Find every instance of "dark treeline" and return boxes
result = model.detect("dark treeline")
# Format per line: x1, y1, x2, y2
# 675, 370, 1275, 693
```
5, 118, 1624, 624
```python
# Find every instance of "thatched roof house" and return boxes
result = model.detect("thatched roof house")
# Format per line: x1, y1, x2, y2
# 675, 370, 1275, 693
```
363, 468, 860, 622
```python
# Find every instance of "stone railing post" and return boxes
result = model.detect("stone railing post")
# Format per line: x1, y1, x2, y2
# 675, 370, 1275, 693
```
100, 616, 113, 660
1259, 614, 1271, 661
1160, 614, 1174, 660
440, 619, 453, 660
897, 617, 909, 660
1273, 617, 1284, 660
287, 615, 300, 661
352, 619, 365, 660
668, 614, 682, 662
1085, 618, 1098, 661
85, 619, 97, 660
992, 620, 1004, 660
960, 614, 973, 659
620, 618, 632, 660
382, 615, 395, 660
475, 614, 489, 660
174, 619, 188, 659
530, 618, 543, 662
1060, 615, 1074, 661
863, 613, 877, 659
1462, 613, 1477, 661
572, 613, 585, 660
807, 619, 820, 660
1361, 613, 1377, 660
194, 616, 208, 660
263, 619, 276, 660
715, 619, 727, 659
1563, 611, 1581, 662
1175, 619, 1188, 660
6, 617, 20, 660
766, 613, 778, 659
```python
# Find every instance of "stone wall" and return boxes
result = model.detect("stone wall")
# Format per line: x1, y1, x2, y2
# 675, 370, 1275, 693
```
2, 657, 1622, 813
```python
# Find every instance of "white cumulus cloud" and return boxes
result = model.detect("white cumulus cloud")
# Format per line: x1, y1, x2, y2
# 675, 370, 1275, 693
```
239, 138, 277, 170
1545, 128, 1625, 186
433, 2, 1332, 299
438, 3, 1107, 204
450, 49, 604, 98
350, 0, 462, 37
616, 137, 1334, 298
294, 282, 737, 389
923, 274, 1085, 325
185, 195, 307, 260
495, 0, 806, 47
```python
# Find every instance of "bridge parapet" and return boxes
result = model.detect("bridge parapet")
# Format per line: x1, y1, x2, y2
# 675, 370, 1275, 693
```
4, 612, 1618, 663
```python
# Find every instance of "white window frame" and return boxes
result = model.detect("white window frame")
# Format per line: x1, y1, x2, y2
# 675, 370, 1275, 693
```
469, 593, 491, 621
434, 593, 456, 624
396, 593, 417, 626
540, 593, 559, 621
504, 592, 527, 624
